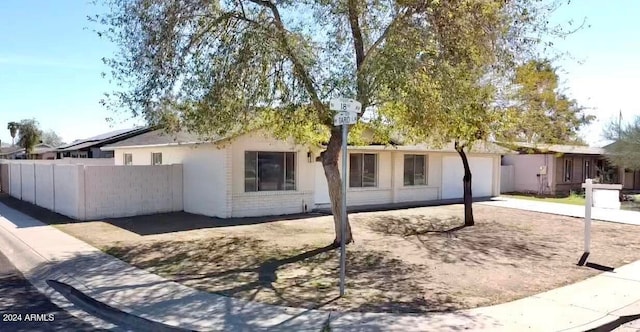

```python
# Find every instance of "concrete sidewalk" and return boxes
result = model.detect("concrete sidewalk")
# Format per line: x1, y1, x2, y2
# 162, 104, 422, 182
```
1, 202, 639, 331
480, 197, 640, 226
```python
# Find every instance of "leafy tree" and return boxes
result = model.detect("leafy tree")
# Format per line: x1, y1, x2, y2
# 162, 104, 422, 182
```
41, 130, 65, 147
17, 119, 42, 158
502, 60, 594, 144
382, 14, 589, 226
604, 116, 640, 170
96, 0, 577, 242
7, 122, 19, 146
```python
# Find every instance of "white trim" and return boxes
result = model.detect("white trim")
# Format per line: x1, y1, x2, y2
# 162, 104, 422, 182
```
101, 141, 202, 151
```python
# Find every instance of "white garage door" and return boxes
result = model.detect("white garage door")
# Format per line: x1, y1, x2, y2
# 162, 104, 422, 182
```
442, 156, 494, 199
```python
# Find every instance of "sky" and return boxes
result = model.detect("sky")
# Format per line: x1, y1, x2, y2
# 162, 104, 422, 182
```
0, 1, 639, 147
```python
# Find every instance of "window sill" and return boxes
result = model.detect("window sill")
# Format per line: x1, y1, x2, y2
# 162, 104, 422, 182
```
348, 187, 390, 192
400, 185, 433, 189
236, 190, 310, 196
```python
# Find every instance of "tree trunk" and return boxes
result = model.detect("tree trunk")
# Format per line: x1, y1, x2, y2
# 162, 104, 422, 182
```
322, 127, 353, 246
456, 145, 475, 226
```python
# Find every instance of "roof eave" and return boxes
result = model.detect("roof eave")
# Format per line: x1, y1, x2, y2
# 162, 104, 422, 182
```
100, 140, 218, 151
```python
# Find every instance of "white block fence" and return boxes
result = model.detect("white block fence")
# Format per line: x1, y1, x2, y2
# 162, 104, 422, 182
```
0, 162, 183, 220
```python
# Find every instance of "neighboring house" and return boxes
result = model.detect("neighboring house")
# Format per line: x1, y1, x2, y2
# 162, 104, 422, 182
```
602, 141, 640, 191
57, 127, 152, 158
0, 143, 56, 160
501, 143, 617, 195
102, 129, 507, 218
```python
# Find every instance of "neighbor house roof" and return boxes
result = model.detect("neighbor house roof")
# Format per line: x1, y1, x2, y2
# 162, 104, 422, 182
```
0, 146, 24, 157
0, 143, 55, 157
101, 129, 225, 150
501, 142, 605, 155
57, 127, 152, 152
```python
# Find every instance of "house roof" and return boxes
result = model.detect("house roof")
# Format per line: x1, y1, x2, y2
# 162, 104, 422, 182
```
500, 142, 605, 155
101, 129, 224, 150
103, 128, 510, 155
58, 127, 152, 152
348, 141, 512, 154
0, 143, 55, 156
0, 146, 23, 156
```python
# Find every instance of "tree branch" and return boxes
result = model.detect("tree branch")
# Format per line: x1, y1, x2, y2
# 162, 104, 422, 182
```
361, 7, 414, 70
245, 0, 325, 112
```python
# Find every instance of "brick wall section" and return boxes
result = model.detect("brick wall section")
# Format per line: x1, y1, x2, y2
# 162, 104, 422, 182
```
395, 187, 439, 203
346, 189, 393, 206
83, 164, 183, 219
231, 191, 314, 217
1, 161, 182, 220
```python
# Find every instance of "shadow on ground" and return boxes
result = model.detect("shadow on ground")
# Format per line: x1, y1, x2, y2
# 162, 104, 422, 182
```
104, 236, 463, 314
364, 215, 553, 265
24, 250, 484, 332
0, 193, 326, 235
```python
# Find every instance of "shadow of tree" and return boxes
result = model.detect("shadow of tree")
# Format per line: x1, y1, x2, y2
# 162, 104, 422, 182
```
365, 214, 553, 266
104, 236, 462, 313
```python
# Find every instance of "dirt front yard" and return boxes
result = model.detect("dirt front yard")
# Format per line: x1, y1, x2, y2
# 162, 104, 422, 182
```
6, 194, 640, 314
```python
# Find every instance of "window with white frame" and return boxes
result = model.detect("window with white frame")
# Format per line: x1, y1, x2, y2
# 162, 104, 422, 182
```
152, 152, 162, 165
123, 153, 133, 165
404, 154, 427, 186
245, 151, 295, 192
349, 153, 377, 187
564, 158, 573, 182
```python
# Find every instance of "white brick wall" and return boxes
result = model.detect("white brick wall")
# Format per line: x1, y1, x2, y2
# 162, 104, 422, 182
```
83, 164, 183, 219
395, 187, 440, 202
1, 161, 182, 220
231, 191, 314, 217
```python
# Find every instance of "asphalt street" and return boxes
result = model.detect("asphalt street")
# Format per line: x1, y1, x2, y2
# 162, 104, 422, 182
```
0, 249, 104, 332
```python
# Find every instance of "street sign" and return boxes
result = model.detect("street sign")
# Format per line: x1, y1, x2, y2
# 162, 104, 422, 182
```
330, 98, 362, 113
333, 111, 358, 126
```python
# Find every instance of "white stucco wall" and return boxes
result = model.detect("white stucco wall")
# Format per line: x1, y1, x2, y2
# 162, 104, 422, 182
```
113, 145, 228, 218
113, 147, 188, 166
34, 164, 55, 211
502, 154, 553, 193
182, 145, 227, 217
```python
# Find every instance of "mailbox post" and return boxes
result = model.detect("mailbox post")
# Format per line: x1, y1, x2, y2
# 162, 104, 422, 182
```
579, 179, 623, 265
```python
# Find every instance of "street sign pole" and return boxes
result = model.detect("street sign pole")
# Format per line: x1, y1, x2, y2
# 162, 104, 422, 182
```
340, 122, 347, 297
329, 97, 361, 298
